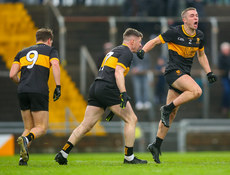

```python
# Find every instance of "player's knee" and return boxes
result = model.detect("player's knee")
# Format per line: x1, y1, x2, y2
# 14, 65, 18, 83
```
193, 87, 202, 99
125, 114, 137, 125
132, 115, 138, 125
134, 116, 138, 124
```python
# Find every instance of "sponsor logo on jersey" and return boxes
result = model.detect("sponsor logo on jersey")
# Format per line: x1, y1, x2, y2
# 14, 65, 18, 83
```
177, 37, 184, 41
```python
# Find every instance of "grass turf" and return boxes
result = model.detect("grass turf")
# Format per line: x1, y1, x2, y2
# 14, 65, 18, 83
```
0, 152, 230, 175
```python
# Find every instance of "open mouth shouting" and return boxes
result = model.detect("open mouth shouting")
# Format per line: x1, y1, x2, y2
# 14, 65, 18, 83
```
194, 21, 198, 29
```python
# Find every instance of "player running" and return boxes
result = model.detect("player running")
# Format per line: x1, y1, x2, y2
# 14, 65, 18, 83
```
55, 28, 147, 165
9, 28, 61, 165
137, 7, 217, 163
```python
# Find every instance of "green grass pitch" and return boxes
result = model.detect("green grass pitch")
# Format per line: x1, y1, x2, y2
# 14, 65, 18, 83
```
0, 152, 230, 175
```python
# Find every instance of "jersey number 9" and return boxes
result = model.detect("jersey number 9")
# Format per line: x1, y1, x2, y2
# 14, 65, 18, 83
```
26, 50, 38, 69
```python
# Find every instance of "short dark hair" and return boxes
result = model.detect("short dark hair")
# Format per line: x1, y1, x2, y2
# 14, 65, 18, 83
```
36, 28, 53, 42
181, 7, 197, 19
123, 28, 143, 40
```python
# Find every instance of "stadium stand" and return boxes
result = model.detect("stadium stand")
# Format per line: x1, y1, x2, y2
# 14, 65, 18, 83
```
1, 3, 230, 153
0, 3, 105, 136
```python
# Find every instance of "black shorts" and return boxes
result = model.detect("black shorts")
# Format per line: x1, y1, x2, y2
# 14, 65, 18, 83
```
165, 69, 187, 94
18, 93, 49, 111
88, 80, 121, 109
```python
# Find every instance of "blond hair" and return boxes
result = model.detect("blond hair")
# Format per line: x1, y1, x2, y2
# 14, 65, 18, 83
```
181, 7, 197, 19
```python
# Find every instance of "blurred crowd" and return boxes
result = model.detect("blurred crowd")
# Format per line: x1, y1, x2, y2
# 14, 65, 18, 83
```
218, 42, 230, 116
1, 0, 229, 116
1, 0, 230, 6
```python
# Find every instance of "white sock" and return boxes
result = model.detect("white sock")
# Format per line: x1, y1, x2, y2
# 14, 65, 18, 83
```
124, 154, 134, 161
60, 150, 68, 159
24, 137, 29, 144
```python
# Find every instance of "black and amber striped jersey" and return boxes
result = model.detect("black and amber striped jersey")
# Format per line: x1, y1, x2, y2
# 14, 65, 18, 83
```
96, 44, 133, 85
159, 25, 204, 75
13, 43, 60, 96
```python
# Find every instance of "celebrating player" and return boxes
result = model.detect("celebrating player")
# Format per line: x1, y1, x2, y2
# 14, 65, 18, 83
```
55, 28, 147, 165
9, 28, 61, 165
137, 7, 217, 163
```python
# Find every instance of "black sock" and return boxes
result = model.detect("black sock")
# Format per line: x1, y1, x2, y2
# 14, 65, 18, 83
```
124, 146, 133, 156
62, 141, 74, 154
26, 133, 35, 142
154, 137, 163, 148
165, 102, 175, 111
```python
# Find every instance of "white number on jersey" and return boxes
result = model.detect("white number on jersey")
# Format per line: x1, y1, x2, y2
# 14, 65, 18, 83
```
26, 50, 38, 69
99, 51, 114, 71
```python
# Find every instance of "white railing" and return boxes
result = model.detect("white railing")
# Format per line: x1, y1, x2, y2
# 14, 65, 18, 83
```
80, 45, 98, 96
45, 0, 66, 64
1, 119, 230, 152
0, 71, 9, 77
178, 119, 230, 152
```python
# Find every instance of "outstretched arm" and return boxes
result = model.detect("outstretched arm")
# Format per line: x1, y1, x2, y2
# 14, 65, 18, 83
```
142, 36, 162, 52
137, 36, 162, 59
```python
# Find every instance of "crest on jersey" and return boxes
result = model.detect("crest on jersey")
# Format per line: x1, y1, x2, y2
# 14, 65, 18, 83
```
196, 38, 200, 44
176, 70, 181, 75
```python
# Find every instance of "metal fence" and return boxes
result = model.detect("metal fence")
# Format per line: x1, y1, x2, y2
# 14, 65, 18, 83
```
178, 119, 230, 152
1, 118, 230, 152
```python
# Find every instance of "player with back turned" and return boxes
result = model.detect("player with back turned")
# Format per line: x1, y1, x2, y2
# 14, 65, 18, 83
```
137, 7, 217, 163
9, 28, 61, 166
55, 28, 147, 165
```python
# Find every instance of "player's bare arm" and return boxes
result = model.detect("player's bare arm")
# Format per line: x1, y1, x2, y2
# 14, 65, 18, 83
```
115, 65, 126, 93
51, 59, 61, 101
9, 63, 20, 84
197, 49, 212, 74
142, 36, 162, 53
115, 65, 130, 109
137, 36, 161, 59
51, 59, 61, 86
197, 49, 217, 83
